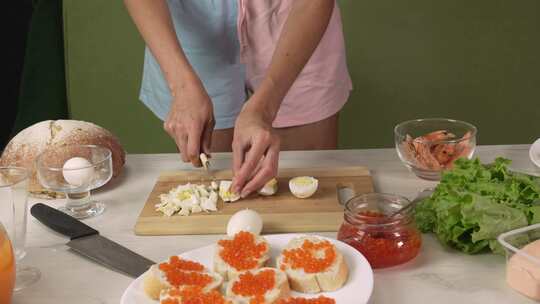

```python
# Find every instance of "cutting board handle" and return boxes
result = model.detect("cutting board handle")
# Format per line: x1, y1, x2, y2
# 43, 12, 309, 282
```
31, 203, 99, 240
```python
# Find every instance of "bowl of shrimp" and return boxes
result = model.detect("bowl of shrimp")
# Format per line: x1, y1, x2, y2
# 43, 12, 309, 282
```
394, 118, 477, 180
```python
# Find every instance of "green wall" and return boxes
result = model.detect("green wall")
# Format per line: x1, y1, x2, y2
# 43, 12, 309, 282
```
64, 0, 540, 153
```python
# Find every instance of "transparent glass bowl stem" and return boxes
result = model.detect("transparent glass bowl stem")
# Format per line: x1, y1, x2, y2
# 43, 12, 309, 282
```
36, 145, 113, 219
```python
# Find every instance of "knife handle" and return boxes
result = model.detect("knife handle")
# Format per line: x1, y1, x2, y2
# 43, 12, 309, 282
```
30, 203, 99, 240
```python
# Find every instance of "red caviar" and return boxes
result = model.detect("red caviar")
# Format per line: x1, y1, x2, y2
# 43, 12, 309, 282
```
159, 256, 205, 273
338, 210, 422, 268
161, 286, 230, 304
231, 269, 276, 304
276, 296, 336, 304
218, 231, 267, 271
280, 240, 336, 273
158, 256, 212, 288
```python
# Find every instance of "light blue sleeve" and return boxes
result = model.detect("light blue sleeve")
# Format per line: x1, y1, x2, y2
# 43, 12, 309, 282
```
139, 0, 246, 129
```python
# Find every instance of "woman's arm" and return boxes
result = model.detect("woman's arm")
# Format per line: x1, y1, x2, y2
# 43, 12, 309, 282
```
124, 0, 214, 165
232, 0, 335, 196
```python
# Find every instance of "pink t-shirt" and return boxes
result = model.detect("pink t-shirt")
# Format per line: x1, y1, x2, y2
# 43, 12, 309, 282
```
237, 0, 353, 128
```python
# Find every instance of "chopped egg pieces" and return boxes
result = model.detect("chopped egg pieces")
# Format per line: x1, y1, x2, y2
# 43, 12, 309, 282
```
155, 183, 218, 216
258, 178, 278, 196
219, 180, 240, 202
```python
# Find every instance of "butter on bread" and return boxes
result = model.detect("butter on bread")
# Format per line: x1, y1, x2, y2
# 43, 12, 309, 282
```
276, 236, 348, 293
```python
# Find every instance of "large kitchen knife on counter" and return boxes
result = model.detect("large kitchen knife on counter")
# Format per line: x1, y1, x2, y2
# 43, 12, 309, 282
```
31, 203, 154, 278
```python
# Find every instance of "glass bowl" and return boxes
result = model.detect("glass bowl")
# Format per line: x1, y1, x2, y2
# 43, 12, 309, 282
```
36, 144, 113, 219
394, 118, 477, 180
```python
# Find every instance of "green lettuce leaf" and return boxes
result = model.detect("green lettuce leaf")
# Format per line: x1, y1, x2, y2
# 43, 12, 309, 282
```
414, 157, 540, 254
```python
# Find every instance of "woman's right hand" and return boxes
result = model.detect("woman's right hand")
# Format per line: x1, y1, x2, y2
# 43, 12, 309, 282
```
164, 79, 215, 167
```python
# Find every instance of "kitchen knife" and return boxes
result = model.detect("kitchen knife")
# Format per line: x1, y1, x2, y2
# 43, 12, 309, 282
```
30, 203, 154, 278
199, 153, 217, 183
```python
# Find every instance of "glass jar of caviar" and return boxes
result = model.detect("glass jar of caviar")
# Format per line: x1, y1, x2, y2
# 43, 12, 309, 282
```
337, 193, 422, 269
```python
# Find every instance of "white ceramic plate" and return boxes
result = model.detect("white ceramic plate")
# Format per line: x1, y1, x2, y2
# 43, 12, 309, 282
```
531, 138, 540, 168
120, 233, 373, 304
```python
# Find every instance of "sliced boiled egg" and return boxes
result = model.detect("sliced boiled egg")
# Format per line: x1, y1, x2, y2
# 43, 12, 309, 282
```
258, 178, 278, 196
219, 180, 240, 203
289, 176, 318, 199
227, 209, 263, 236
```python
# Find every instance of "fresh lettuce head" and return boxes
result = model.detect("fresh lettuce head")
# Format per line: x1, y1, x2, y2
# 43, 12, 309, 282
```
414, 157, 540, 254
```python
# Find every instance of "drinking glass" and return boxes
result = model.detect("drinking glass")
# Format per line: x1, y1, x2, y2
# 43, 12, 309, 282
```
0, 167, 40, 291
36, 144, 113, 219
0, 222, 15, 304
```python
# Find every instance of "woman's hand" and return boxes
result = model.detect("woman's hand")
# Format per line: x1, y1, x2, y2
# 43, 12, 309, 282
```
231, 103, 280, 197
164, 79, 215, 167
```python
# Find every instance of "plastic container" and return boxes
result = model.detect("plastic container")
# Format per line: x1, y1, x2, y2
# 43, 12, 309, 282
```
498, 223, 540, 301
337, 193, 422, 269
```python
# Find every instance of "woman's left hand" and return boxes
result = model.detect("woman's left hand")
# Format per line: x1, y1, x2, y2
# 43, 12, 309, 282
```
231, 102, 280, 198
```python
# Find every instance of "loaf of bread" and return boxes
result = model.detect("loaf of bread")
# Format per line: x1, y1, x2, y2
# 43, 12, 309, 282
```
276, 236, 348, 293
214, 231, 270, 281
226, 267, 290, 303
144, 256, 223, 300
0, 120, 125, 198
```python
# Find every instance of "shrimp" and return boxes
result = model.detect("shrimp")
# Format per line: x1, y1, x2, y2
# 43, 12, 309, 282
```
443, 131, 473, 169
413, 138, 442, 170
420, 130, 456, 142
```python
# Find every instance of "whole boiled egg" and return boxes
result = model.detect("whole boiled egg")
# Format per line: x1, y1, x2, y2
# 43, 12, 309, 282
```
62, 157, 94, 186
226, 209, 263, 236
289, 176, 318, 199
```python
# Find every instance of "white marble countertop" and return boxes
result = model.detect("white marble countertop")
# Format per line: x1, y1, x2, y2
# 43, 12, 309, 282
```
11, 145, 540, 304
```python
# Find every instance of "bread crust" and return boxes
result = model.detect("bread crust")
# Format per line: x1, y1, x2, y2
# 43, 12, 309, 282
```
277, 236, 348, 293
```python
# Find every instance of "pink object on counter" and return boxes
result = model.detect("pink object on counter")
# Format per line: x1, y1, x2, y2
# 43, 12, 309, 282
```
507, 240, 540, 301
237, 0, 352, 128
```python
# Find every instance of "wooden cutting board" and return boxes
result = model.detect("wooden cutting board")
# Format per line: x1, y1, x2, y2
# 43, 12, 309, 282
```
134, 166, 373, 235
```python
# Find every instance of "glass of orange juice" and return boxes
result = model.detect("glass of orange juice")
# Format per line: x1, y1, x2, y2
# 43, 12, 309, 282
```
0, 222, 15, 304
0, 167, 40, 291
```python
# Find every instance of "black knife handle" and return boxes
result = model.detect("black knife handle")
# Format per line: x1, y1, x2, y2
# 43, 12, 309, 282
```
30, 203, 99, 240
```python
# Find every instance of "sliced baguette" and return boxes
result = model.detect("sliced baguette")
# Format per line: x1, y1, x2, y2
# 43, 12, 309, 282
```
143, 256, 222, 300
214, 231, 269, 281
226, 267, 290, 304
276, 236, 348, 293
159, 285, 231, 304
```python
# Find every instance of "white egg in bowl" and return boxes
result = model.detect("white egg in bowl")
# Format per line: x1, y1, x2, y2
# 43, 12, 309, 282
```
62, 157, 95, 186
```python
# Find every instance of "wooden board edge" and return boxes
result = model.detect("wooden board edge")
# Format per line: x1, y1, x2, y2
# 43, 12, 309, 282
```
157, 166, 371, 181
134, 212, 343, 236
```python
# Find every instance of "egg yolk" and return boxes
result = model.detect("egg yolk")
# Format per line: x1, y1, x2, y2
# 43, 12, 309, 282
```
292, 177, 314, 186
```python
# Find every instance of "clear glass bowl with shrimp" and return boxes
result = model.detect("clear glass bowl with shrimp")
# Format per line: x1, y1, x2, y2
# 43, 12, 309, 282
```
394, 118, 477, 180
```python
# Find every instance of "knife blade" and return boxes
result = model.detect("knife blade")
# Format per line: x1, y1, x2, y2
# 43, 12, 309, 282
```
199, 153, 217, 183
30, 203, 154, 278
